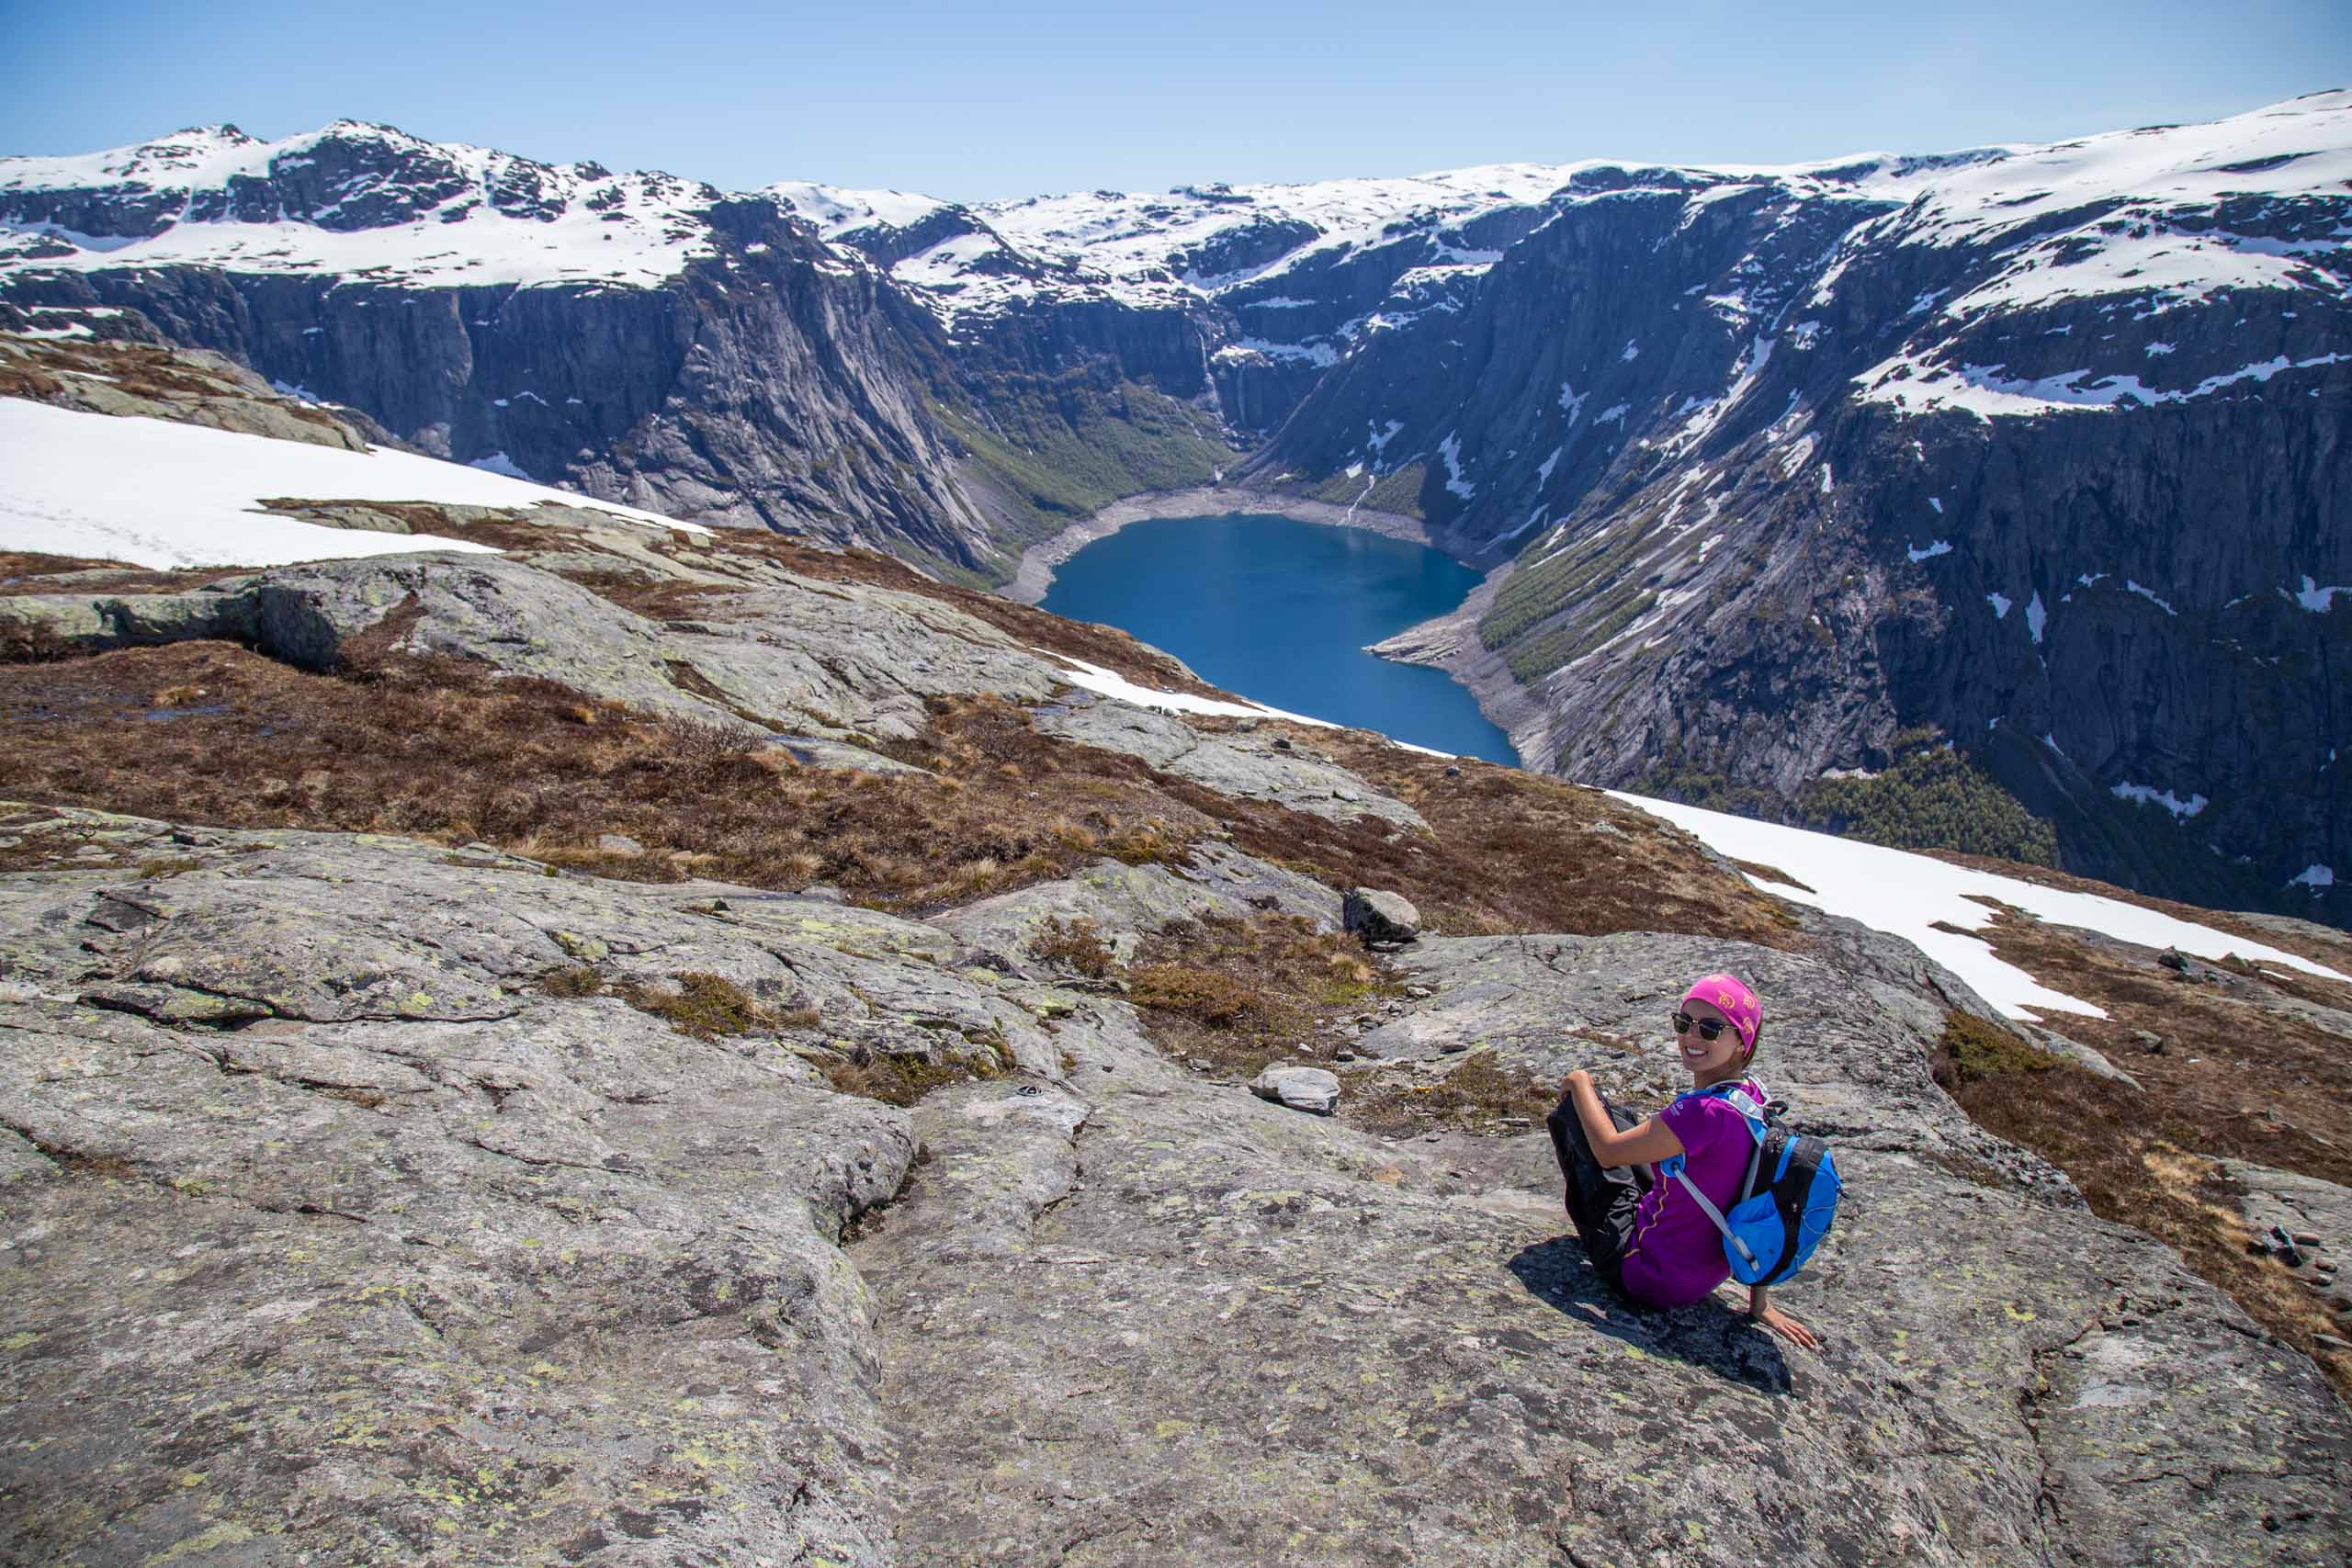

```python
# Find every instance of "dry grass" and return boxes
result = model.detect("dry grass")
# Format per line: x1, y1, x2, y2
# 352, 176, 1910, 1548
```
1032, 916, 1118, 979
1732, 858, 1815, 893
818, 1052, 1006, 1108
0, 647, 1224, 914
1193, 728, 1809, 950
1935, 1010, 2352, 1400
1345, 1054, 1560, 1139
1966, 907, 2352, 1186
1126, 913, 1401, 1079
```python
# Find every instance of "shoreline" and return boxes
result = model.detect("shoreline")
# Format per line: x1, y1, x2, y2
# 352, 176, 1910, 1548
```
1001, 485, 1453, 606
1001, 484, 1544, 770
1364, 559, 1553, 772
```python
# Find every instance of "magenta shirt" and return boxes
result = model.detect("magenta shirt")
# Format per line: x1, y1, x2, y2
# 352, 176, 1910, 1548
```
1618, 1079, 1763, 1308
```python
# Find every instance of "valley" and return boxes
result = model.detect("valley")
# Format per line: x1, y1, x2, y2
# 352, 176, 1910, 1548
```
4, 93, 2341, 922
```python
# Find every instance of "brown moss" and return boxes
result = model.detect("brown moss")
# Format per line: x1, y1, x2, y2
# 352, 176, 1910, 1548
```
1346, 1053, 1560, 1139
1127, 914, 1398, 1079
1934, 1008, 2352, 1402
616, 972, 766, 1039
538, 966, 607, 998
818, 1052, 995, 1108
1032, 916, 1116, 979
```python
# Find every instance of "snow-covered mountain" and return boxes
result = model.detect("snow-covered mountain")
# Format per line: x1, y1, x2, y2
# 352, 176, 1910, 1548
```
2, 96, 2345, 921
0, 120, 730, 289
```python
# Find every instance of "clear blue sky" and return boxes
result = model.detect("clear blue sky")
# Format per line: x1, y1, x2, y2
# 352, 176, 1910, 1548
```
3, 0, 2346, 201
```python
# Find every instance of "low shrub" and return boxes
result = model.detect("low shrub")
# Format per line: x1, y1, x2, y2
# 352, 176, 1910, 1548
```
1033, 916, 1116, 979
616, 972, 766, 1039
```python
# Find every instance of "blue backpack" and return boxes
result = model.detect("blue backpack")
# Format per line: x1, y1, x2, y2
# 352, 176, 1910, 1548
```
1662, 1081, 1841, 1287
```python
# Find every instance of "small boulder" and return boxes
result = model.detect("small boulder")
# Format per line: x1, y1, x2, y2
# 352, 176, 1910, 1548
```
1250, 1066, 1339, 1116
1343, 887, 1421, 945
597, 832, 645, 857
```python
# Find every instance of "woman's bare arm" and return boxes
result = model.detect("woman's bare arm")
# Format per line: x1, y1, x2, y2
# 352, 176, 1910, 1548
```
1564, 1069, 1685, 1168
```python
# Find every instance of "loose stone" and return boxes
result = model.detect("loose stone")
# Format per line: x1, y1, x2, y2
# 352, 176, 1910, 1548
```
1250, 1066, 1340, 1116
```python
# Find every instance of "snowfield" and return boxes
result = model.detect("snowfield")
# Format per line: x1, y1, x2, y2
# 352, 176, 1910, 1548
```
0, 398, 698, 569
1610, 793, 2348, 1021
1039, 651, 1453, 760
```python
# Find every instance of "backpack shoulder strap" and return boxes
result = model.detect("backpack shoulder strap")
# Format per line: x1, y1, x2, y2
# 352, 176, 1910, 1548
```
1673, 1168, 1759, 1268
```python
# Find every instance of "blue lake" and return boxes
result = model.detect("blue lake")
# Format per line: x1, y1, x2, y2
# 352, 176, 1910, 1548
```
1040, 513, 1518, 764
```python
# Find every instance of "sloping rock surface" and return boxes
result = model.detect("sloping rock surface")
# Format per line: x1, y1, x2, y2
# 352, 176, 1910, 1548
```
7, 806, 2344, 1565
1032, 693, 1430, 829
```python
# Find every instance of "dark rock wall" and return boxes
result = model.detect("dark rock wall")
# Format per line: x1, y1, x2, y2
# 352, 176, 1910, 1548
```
1247, 171, 2348, 918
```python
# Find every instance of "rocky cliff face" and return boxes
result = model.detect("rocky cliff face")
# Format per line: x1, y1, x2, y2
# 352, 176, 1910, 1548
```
0, 125, 1224, 581
1248, 96, 2352, 921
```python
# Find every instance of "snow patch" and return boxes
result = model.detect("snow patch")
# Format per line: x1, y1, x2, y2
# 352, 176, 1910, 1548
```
2025, 591, 2047, 644
2293, 576, 2347, 612
2126, 581, 2177, 615
1906, 539, 1953, 563
1436, 433, 1476, 501
1036, 651, 1456, 759
2110, 783, 2208, 819
0, 397, 695, 569
1859, 351, 2352, 420
2290, 863, 2335, 890
1987, 592, 2013, 618
468, 451, 532, 480
1611, 792, 2348, 1021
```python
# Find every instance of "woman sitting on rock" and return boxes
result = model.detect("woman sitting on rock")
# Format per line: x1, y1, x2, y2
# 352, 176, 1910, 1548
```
1546, 973, 1821, 1349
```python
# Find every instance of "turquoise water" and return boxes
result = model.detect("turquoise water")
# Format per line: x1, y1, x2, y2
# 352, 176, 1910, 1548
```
1040, 513, 1518, 764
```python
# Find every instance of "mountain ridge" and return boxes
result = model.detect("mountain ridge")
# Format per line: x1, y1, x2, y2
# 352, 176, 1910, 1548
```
3, 93, 2344, 922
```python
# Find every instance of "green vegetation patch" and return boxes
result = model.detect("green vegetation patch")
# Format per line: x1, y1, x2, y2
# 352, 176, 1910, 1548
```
1932, 1010, 2063, 1089
1479, 501, 1678, 681
1641, 729, 2059, 868
1294, 462, 1428, 520
1793, 734, 2058, 867
939, 374, 1232, 557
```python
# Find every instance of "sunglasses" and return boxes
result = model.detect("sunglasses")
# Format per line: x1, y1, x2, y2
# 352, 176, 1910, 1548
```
1672, 1010, 1735, 1042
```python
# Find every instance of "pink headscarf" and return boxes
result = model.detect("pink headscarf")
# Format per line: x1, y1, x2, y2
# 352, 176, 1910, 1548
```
1682, 973, 1762, 1055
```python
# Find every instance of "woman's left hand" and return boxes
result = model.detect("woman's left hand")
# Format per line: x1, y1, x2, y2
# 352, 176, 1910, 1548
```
1752, 1302, 1821, 1351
